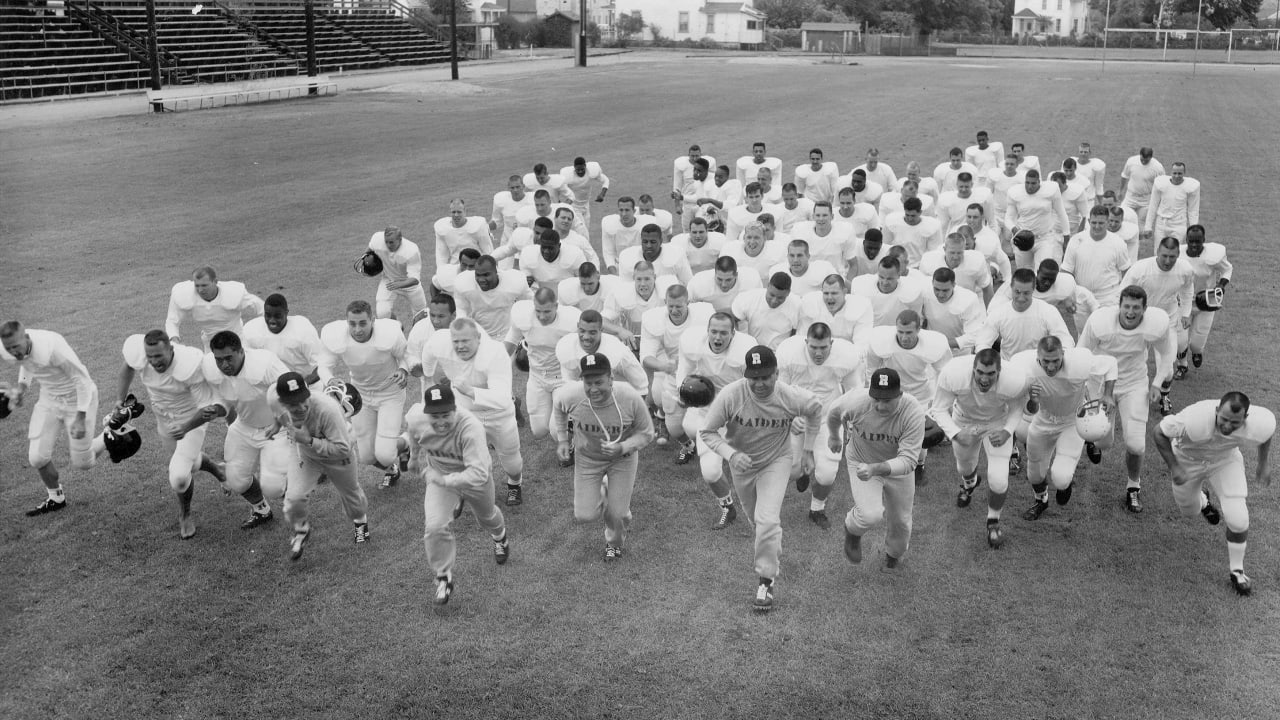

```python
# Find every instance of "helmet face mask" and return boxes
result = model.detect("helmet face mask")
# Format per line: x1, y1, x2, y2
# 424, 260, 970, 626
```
324, 379, 363, 419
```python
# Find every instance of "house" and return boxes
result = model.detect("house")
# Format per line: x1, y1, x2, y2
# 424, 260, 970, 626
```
613, 0, 766, 47
474, 2, 506, 24
1011, 0, 1089, 38
799, 21, 864, 53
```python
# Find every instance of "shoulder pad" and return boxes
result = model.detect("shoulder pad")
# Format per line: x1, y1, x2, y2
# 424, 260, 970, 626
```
372, 319, 406, 350
170, 344, 206, 382
216, 281, 248, 310
122, 334, 148, 369
320, 321, 349, 353
170, 281, 196, 311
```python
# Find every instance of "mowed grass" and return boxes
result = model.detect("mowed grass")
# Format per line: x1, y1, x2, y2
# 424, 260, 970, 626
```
3, 54, 1280, 719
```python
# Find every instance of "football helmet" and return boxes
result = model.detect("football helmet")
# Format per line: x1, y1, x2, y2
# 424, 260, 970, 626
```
1075, 398, 1114, 442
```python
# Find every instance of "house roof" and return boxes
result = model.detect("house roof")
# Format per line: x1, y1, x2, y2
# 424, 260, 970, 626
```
1012, 8, 1044, 17
701, 3, 765, 19
547, 9, 580, 21
504, 0, 537, 13
478, 3, 503, 10
800, 22, 864, 31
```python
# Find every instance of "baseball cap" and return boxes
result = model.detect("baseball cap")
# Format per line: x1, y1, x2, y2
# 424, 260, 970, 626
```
422, 383, 456, 413
276, 372, 310, 404
580, 352, 612, 378
743, 345, 777, 379
868, 368, 902, 399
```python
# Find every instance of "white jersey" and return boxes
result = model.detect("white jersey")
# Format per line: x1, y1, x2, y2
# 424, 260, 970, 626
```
990, 274, 1078, 310
882, 213, 944, 267
848, 274, 927, 327
775, 335, 864, 408
1005, 184, 1069, 243
453, 269, 534, 340
1010, 347, 1118, 425
767, 260, 838, 298
976, 299, 1075, 361
797, 292, 874, 343
791, 221, 856, 271
514, 205, 571, 231
673, 154, 716, 195
520, 244, 588, 291
600, 214, 644, 269
6, 329, 97, 412
1145, 176, 1201, 231
559, 163, 610, 205
122, 335, 211, 425
318, 319, 408, 397
930, 355, 1028, 437
1078, 307, 1174, 391
933, 161, 980, 193
1120, 156, 1165, 206
794, 162, 841, 203
1062, 231, 1132, 304
1185, 243, 1232, 292
491, 190, 533, 244
522, 172, 573, 203
498, 226, 596, 268
775, 198, 815, 233
1113, 219, 1142, 263
918, 250, 993, 295
1016, 156, 1041, 174
688, 269, 763, 314
1121, 258, 1195, 322
985, 169, 1025, 217
420, 328, 514, 416
720, 239, 788, 285
1072, 157, 1107, 199
557, 275, 624, 315
1161, 400, 1276, 466
368, 232, 424, 286
897, 176, 940, 203
865, 326, 953, 404
669, 231, 727, 274
965, 142, 1005, 177
731, 288, 803, 350
879, 192, 935, 220
637, 210, 675, 237
505, 302, 581, 377
603, 279, 672, 335
1060, 181, 1089, 231
165, 280, 264, 349
433, 216, 493, 269
972, 226, 1011, 281
735, 155, 783, 187
202, 347, 289, 429
854, 162, 898, 193
242, 315, 323, 379
618, 245, 693, 284
675, 327, 759, 392
922, 286, 987, 351
848, 244, 891, 280
833, 203, 881, 240
935, 187, 995, 235
725, 203, 782, 242
639, 302, 715, 373
555, 333, 648, 395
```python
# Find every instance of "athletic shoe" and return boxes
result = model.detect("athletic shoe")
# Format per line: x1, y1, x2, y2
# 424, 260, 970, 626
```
1008, 448, 1023, 477
1201, 493, 1221, 525
711, 503, 736, 530
1124, 487, 1144, 514
105, 394, 146, 431
843, 529, 862, 564
654, 420, 670, 447
559, 447, 574, 468
1230, 570, 1252, 596
505, 485, 523, 506
1055, 483, 1073, 506
956, 476, 981, 508
451, 498, 465, 520
986, 521, 1003, 549
1158, 394, 1174, 417
604, 544, 622, 562
1173, 365, 1189, 381
884, 554, 900, 570
1023, 498, 1049, 521
354, 522, 370, 543
289, 530, 310, 561
675, 439, 696, 465
1086, 442, 1102, 465
433, 575, 454, 605
808, 510, 830, 529
493, 535, 510, 565
26, 497, 67, 516
795, 472, 811, 493
397, 447, 410, 472
752, 580, 774, 612
178, 513, 196, 540
240, 509, 274, 530
1192, 353, 1203, 368
379, 464, 400, 489
914, 464, 927, 487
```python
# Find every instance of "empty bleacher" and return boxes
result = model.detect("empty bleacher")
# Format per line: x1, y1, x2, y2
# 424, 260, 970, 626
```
324, 10, 449, 66
245, 8, 384, 72
1, 3, 150, 100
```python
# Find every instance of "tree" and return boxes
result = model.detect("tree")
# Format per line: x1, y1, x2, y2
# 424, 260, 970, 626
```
617, 11, 646, 38
1183, 0, 1263, 29
880, 0, 993, 33
756, 0, 820, 28
428, 0, 473, 21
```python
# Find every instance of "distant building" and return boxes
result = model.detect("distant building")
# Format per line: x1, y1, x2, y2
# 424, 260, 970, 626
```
799, 22, 864, 54
613, 0, 766, 47
1011, 0, 1089, 38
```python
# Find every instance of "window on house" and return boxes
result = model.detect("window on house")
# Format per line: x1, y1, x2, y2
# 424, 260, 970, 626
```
747, 20, 758, 30
706, 13, 715, 32
1057, 0, 1062, 9
678, 12, 689, 33
1055, 19, 1061, 32
1041, 0, 1046, 9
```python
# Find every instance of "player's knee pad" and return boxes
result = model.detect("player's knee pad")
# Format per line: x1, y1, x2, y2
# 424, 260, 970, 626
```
529, 416, 551, 439
1220, 497, 1249, 534
987, 467, 1010, 495
69, 437, 96, 470
373, 436, 399, 468
573, 505, 602, 523
698, 450, 722, 484
496, 446, 523, 477
28, 438, 54, 469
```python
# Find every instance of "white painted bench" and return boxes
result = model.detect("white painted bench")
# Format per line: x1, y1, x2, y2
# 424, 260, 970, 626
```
147, 74, 335, 111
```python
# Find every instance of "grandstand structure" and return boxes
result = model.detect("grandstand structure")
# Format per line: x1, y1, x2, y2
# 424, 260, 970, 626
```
0, 0, 451, 101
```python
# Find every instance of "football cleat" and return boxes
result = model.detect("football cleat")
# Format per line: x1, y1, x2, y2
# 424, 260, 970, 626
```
1230, 570, 1252, 596
956, 475, 981, 508
1173, 366, 1189, 381
105, 394, 146, 432
884, 554, 900, 570
397, 447, 410, 472
433, 575, 454, 605
354, 522, 370, 543
1124, 488, 1143, 514
178, 513, 196, 540
1086, 441, 1102, 465
604, 544, 622, 562
289, 530, 310, 561
1023, 498, 1049, 521
240, 509, 274, 530
1055, 483, 1074, 506
505, 485, 523, 506
1158, 394, 1174, 417
986, 521, 1003, 549
675, 439, 697, 465
493, 535, 510, 565
1008, 448, 1023, 477
808, 510, 830, 530
795, 471, 811, 493
1192, 353, 1204, 368
752, 580, 774, 612
843, 529, 862, 564
712, 503, 737, 530
654, 419, 670, 446
26, 497, 67, 516
379, 464, 400, 489
1201, 493, 1221, 525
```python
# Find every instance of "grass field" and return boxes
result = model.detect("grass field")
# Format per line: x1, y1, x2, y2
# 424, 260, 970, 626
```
4, 53, 1280, 719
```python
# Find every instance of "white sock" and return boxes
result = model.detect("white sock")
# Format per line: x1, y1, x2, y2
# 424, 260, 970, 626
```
1228, 541, 1246, 572
810, 498, 827, 512
48, 486, 65, 500
1126, 477, 1141, 490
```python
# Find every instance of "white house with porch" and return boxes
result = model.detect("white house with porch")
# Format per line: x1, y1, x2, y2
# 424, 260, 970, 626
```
1011, 0, 1090, 39
613, 0, 765, 46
